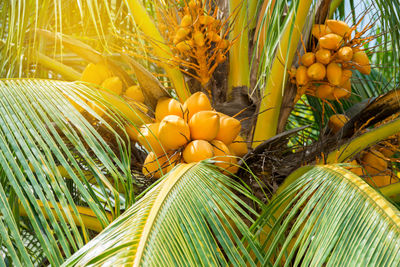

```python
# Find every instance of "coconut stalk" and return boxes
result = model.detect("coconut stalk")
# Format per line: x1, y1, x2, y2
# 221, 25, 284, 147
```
252, 0, 312, 148
124, 0, 190, 102
228, 0, 250, 99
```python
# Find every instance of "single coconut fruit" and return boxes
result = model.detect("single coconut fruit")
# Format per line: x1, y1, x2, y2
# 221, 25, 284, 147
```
211, 140, 233, 169
296, 66, 309, 85
307, 63, 326, 80
125, 85, 145, 102
199, 15, 215, 25
315, 49, 331, 65
174, 28, 190, 44
209, 31, 221, 42
361, 150, 388, 175
142, 152, 181, 179
301, 52, 315, 67
347, 160, 365, 176
352, 51, 371, 75
341, 69, 353, 83
328, 114, 349, 134
81, 63, 112, 85
326, 20, 351, 37
379, 146, 396, 157
365, 172, 396, 187
138, 123, 164, 154
189, 110, 220, 141
176, 41, 191, 52
334, 80, 351, 99
193, 31, 205, 46
183, 140, 214, 163
315, 84, 334, 99
156, 97, 184, 121
215, 114, 241, 145
125, 123, 140, 142
337, 46, 353, 61
158, 115, 190, 150
228, 135, 248, 157
319, 33, 343, 50
312, 24, 332, 39
183, 92, 212, 121
180, 15, 192, 27
101, 76, 123, 95
326, 63, 342, 86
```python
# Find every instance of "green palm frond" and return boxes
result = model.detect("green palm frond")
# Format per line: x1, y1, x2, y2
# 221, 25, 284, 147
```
63, 163, 263, 266
255, 164, 400, 266
0, 79, 135, 266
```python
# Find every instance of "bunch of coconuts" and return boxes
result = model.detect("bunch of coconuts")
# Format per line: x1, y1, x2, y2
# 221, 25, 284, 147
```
126, 92, 248, 179
292, 19, 371, 102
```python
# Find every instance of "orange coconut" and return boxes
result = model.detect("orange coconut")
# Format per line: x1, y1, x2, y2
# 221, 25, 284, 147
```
176, 41, 191, 52
307, 63, 326, 80
174, 27, 190, 44
125, 123, 140, 142
352, 51, 371, 75
199, 15, 215, 25
326, 63, 342, 86
334, 80, 351, 99
125, 85, 145, 102
315, 49, 331, 65
296, 66, 308, 85
326, 20, 351, 37
319, 33, 343, 50
341, 69, 353, 83
81, 63, 112, 85
193, 31, 205, 46
142, 152, 181, 179
337, 46, 353, 61
183, 92, 212, 121
361, 150, 388, 175
158, 115, 190, 150
311, 24, 332, 39
301, 52, 315, 67
365, 172, 396, 188
180, 14, 193, 27
137, 123, 164, 154
315, 84, 334, 99
379, 146, 396, 157
228, 135, 248, 157
215, 114, 241, 145
183, 140, 214, 163
101, 76, 123, 95
155, 97, 184, 121
189, 111, 220, 141
328, 114, 349, 134
211, 140, 234, 170
347, 160, 365, 176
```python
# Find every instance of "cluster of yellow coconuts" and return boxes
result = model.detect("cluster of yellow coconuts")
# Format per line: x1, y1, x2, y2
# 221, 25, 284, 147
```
327, 114, 399, 187
126, 92, 248, 178
292, 19, 371, 102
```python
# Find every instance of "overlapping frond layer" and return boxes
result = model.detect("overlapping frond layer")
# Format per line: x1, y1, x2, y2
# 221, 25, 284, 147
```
63, 163, 263, 266
0, 79, 132, 266
256, 165, 400, 266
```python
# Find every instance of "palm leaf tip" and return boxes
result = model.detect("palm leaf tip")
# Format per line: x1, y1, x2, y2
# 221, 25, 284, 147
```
256, 164, 400, 266
63, 163, 263, 266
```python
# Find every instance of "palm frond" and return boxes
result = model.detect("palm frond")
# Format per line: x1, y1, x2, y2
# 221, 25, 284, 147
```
63, 163, 263, 266
254, 164, 400, 266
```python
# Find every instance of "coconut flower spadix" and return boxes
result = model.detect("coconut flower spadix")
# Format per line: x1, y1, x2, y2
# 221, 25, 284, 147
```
155, 97, 184, 121
183, 140, 214, 163
159, 115, 190, 150
215, 114, 241, 145
183, 92, 212, 120
189, 110, 220, 141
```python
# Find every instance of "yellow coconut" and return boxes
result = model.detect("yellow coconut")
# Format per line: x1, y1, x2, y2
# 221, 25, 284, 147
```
125, 85, 145, 102
315, 49, 331, 65
307, 63, 326, 80
176, 41, 191, 52
183, 92, 212, 121
326, 63, 342, 86
193, 31, 205, 46
328, 114, 349, 134
341, 69, 353, 83
379, 146, 396, 158
365, 172, 396, 188
311, 24, 332, 39
361, 150, 388, 175
228, 135, 248, 157
326, 20, 351, 37
189, 110, 220, 141
100, 76, 123, 95
209, 31, 221, 42
347, 160, 365, 176
301, 52, 315, 67
142, 152, 181, 179
215, 114, 241, 145
334, 80, 351, 99
81, 63, 112, 85
352, 51, 371, 75
296, 66, 309, 85
199, 15, 215, 25
180, 14, 193, 27
155, 97, 183, 121
319, 33, 343, 50
211, 140, 233, 170
125, 123, 140, 142
183, 140, 214, 163
315, 84, 334, 99
158, 115, 190, 150
174, 27, 190, 44
337, 46, 353, 61
137, 123, 164, 154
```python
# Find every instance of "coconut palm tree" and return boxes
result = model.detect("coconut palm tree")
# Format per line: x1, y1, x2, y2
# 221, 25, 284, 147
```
1, 0, 400, 265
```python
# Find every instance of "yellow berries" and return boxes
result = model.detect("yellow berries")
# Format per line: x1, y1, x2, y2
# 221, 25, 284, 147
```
189, 111, 220, 141
155, 97, 184, 121
183, 92, 212, 120
125, 85, 145, 102
101, 76, 123, 95
328, 114, 349, 134
183, 140, 214, 163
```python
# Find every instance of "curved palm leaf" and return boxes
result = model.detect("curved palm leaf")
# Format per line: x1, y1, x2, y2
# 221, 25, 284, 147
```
254, 164, 400, 266
63, 163, 263, 266
0, 79, 134, 265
